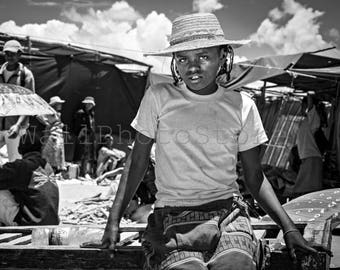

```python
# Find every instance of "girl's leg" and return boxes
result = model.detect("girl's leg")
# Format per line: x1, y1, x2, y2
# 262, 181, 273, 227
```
160, 250, 207, 270
208, 200, 258, 270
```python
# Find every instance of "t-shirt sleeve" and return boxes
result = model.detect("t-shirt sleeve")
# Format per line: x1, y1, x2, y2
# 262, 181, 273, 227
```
131, 87, 159, 139
238, 97, 268, 152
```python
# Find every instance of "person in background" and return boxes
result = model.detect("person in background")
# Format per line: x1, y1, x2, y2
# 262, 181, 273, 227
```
0, 40, 35, 162
37, 96, 66, 173
97, 13, 322, 270
0, 132, 59, 226
74, 96, 97, 178
288, 91, 324, 197
96, 134, 126, 179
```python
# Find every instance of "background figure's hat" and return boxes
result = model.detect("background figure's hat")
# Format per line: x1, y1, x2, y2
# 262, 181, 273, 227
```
82, 96, 96, 106
49, 96, 65, 105
104, 134, 114, 141
3, 40, 23, 53
144, 13, 250, 57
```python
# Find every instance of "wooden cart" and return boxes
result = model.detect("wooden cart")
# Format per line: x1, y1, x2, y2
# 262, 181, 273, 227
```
0, 218, 336, 270
1, 188, 339, 269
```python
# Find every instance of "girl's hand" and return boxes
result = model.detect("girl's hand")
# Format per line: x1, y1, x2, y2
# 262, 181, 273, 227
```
80, 223, 120, 250
100, 223, 120, 250
283, 229, 332, 263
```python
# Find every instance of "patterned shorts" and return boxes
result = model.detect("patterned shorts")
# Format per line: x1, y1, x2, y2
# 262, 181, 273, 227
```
142, 197, 261, 270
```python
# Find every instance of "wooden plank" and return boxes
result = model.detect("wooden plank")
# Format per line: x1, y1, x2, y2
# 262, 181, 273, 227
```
0, 233, 22, 244
117, 232, 140, 247
0, 218, 333, 270
0, 221, 307, 234
0, 246, 144, 269
251, 220, 306, 230
5, 235, 31, 245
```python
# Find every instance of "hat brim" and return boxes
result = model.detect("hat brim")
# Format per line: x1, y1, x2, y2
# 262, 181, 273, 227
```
82, 101, 96, 105
144, 39, 251, 57
50, 100, 65, 105
3, 47, 22, 53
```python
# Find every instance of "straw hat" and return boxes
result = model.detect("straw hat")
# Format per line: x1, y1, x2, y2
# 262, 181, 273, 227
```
82, 96, 96, 106
3, 40, 23, 53
145, 13, 250, 57
49, 96, 65, 106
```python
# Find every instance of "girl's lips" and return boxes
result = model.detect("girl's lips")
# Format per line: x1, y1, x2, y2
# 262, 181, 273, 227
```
188, 75, 201, 83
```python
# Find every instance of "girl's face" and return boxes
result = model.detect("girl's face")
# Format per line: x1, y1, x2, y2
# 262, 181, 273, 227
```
174, 47, 225, 95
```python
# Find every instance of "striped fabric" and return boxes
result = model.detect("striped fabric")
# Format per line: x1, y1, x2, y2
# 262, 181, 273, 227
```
261, 98, 304, 169
142, 197, 259, 270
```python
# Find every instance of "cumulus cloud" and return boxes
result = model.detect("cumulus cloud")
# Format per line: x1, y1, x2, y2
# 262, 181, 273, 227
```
61, 1, 141, 23
192, 0, 223, 13
251, 0, 329, 54
0, 20, 78, 42
329, 28, 340, 42
0, 1, 172, 73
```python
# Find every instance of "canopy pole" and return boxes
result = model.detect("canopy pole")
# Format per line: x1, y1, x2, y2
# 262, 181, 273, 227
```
335, 81, 340, 175
258, 81, 266, 114
26, 35, 32, 69
309, 46, 337, 54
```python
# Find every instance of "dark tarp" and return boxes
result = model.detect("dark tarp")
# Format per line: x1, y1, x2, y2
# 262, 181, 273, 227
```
0, 33, 150, 137
0, 33, 151, 160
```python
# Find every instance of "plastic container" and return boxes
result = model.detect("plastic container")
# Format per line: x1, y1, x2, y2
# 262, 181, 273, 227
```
31, 226, 104, 246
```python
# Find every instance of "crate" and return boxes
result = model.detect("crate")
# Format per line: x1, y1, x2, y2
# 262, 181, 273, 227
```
0, 218, 335, 270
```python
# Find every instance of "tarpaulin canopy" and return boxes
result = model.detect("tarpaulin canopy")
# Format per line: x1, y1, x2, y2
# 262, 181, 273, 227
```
230, 51, 340, 98
0, 33, 151, 139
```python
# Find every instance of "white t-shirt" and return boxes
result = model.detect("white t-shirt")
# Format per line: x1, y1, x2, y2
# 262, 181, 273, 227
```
131, 82, 268, 207
3, 69, 15, 83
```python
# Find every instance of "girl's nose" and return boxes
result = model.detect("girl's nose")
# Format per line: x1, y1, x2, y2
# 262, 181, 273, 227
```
187, 59, 200, 72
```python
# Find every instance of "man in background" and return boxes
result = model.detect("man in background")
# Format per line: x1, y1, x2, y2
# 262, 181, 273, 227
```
0, 40, 35, 161
74, 96, 97, 178
96, 134, 125, 179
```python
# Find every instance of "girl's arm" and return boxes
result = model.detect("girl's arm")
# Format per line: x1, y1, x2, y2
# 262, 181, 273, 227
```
101, 132, 154, 249
240, 146, 317, 262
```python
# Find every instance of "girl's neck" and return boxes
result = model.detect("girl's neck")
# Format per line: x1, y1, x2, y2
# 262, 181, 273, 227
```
187, 81, 218, 96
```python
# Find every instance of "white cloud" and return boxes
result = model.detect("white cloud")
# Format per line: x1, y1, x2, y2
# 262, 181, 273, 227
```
61, 1, 141, 23
192, 0, 223, 13
329, 28, 340, 42
268, 7, 284, 21
0, 1, 172, 73
251, 0, 329, 54
26, 0, 59, 7
0, 20, 78, 42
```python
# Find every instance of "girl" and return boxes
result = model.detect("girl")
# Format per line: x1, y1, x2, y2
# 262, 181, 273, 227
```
99, 13, 319, 270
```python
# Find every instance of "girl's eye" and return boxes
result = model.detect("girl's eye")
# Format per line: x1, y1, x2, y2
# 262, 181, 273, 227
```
200, 55, 209, 60
177, 58, 186, 63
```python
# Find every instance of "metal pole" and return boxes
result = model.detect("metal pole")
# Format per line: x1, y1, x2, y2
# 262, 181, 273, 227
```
335, 81, 340, 174
26, 36, 32, 69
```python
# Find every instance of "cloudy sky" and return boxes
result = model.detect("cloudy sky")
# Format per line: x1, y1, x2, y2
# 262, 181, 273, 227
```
0, 0, 339, 73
